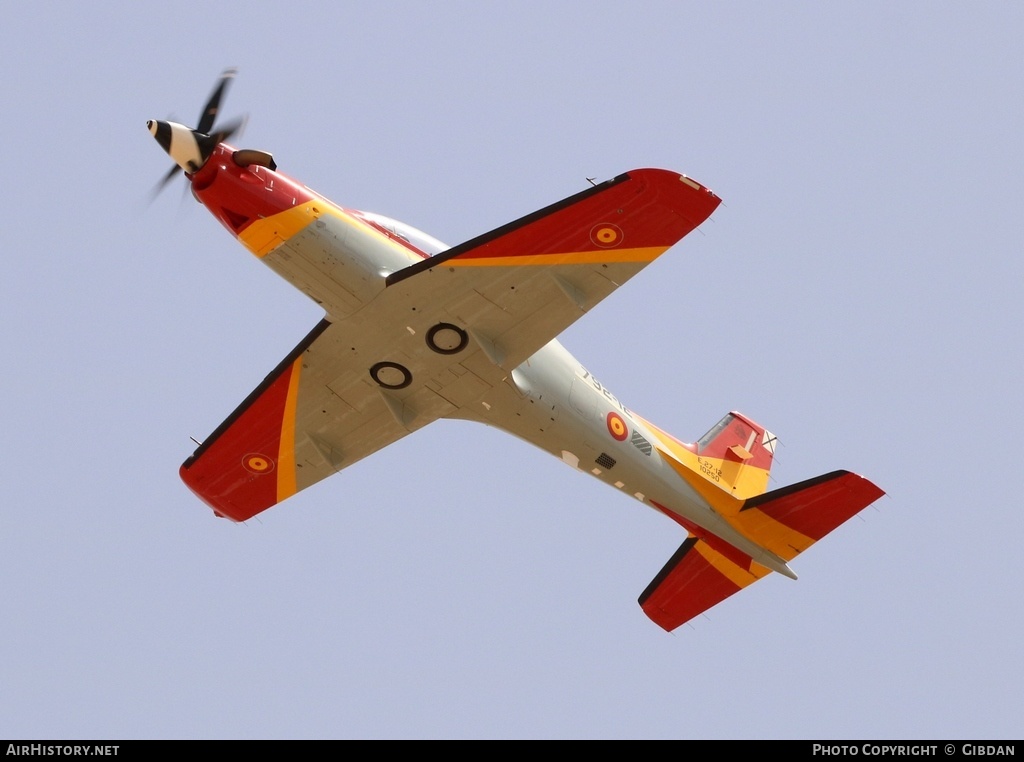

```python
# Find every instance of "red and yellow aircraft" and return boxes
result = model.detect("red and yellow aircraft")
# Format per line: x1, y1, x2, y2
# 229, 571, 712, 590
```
148, 70, 884, 631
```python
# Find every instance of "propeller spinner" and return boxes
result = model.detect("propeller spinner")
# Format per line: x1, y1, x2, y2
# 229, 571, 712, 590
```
148, 67, 245, 193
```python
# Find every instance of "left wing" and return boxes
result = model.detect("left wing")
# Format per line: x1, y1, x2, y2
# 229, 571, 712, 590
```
181, 169, 720, 520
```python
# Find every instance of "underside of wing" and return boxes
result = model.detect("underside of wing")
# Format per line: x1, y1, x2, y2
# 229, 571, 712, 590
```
180, 320, 334, 521
180, 318, 461, 521
384, 168, 720, 372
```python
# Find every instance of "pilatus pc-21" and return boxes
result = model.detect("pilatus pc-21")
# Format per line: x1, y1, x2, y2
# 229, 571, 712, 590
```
148, 69, 883, 631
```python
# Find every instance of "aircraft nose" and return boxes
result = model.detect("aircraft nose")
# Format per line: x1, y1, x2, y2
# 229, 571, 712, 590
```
147, 119, 174, 154
146, 119, 211, 176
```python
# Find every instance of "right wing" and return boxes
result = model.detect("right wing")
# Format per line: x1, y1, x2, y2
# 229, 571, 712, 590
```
179, 319, 433, 521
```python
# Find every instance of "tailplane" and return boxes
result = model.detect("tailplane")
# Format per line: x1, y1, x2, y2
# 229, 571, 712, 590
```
639, 470, 884, 631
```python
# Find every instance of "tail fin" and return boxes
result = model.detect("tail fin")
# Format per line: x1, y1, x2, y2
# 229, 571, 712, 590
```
697, 411, 777, 471
695, 411, 778, 498
639, 470, 884, 631
641, 410, 778, 501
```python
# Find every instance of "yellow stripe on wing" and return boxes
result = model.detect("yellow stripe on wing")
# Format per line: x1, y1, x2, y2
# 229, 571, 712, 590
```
447, 246, 667, 267
276, 357, 303, 503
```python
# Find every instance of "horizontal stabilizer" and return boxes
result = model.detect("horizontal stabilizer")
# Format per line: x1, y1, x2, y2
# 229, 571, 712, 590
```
639, 470, 884, 631
639, 535, 769, 632
740, 470, 884, 551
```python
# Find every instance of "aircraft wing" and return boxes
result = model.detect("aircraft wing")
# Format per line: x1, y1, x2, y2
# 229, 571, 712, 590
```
385, 168, 721, 373
179, 318, 435, 521
181, 169, 720, 521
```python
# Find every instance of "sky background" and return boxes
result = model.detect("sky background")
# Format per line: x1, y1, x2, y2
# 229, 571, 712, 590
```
2, 1, 1021, 740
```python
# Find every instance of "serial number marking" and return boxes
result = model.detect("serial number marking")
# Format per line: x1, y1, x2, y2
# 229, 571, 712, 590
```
578, 368, 632, 417
697, 456, 722, 482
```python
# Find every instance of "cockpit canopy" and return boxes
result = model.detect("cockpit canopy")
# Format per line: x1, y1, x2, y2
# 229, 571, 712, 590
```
357, 211, 450, 257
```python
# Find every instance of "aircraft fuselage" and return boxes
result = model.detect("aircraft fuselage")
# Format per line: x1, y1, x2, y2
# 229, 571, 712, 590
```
186, 143, 796, 576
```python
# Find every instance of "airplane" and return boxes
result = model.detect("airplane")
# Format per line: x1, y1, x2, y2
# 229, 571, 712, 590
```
147, 69, 884, 632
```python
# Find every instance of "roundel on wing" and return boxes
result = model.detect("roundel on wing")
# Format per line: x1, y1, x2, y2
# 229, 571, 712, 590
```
426, 322, 469, 355
243, 453, 275, 474
590, 223, 623, 248
606, 411, 629, 441
370, 361, 413, 390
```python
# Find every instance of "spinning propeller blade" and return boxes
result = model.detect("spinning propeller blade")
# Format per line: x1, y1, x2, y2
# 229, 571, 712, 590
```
147, 67, 246, 198
197, 67, 237, 135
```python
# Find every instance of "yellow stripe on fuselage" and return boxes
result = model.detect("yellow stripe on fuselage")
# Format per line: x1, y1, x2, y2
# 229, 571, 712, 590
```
657, 444, 817, 562
657, 446, 744, 514
238, 200, 428, 266
276, 357, 302, 503
239, 201, 326, 257
447, 246, 667, 267
642, 416, 771, 501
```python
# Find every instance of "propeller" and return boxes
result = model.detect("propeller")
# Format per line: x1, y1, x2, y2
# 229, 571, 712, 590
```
197, 67, 236, 135
148, 67, 247, 197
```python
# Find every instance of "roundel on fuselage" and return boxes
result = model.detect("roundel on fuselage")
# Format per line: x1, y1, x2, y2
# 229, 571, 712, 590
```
607, 411, 629, 441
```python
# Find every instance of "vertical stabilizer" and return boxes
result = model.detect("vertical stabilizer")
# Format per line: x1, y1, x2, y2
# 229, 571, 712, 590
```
643, 411, 778, 505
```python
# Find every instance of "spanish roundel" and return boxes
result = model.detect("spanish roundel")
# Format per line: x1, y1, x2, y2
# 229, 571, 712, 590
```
607, 411, 628, 441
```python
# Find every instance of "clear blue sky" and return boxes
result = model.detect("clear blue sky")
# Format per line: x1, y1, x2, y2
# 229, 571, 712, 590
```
2, 1, 1021, 739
